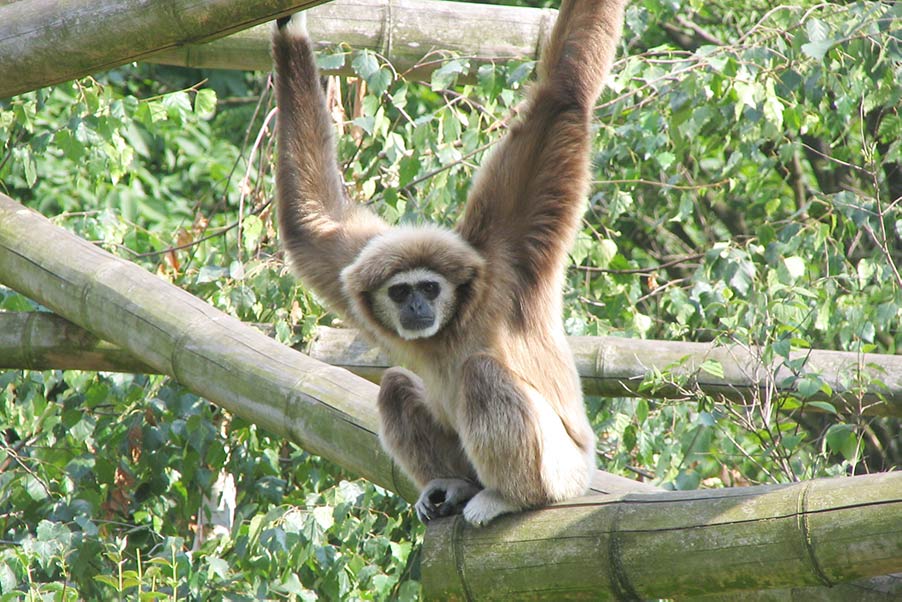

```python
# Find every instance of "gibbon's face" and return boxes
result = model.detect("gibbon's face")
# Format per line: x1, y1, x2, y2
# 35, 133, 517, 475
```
372, 268, 455, 340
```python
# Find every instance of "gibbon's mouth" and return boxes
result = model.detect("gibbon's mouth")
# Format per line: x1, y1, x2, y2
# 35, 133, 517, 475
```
400, 316, 435, 331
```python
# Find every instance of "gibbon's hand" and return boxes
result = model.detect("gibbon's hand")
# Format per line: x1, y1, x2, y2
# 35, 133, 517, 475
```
415, 478, 481, 523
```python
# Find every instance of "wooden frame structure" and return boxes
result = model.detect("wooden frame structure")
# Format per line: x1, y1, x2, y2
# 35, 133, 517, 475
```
1, 0, 900, 598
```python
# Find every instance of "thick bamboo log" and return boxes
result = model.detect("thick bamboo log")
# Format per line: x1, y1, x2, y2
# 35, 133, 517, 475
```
146, 0, 556, 78
0, 194, 653, 501
422, 472, 902, 600
0, 0, 326, 99
307, 327, 902, 417
3, 313, 898, 417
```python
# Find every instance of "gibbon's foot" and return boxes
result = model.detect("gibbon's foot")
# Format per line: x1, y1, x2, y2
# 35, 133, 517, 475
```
415, 478, 481, 523
275, 11, 307, 34
462, 488, 521, 527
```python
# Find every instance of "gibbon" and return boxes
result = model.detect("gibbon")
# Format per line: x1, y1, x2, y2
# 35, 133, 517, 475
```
272, 0, 626, 526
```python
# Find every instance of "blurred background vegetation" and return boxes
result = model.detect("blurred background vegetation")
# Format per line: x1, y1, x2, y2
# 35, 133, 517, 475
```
0, 0, 899, 598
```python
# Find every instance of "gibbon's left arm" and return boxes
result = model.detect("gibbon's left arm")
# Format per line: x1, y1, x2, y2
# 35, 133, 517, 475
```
457, 0, 626, 305
272, 16, 388, 321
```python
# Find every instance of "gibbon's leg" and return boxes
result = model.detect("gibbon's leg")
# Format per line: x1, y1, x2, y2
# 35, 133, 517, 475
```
458, 354, 591, 527
377, 368, 480, 522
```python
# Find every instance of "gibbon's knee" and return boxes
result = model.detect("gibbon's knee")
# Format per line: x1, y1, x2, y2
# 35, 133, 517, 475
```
377, 367, 425, 419
459, 354, 590, 506
458, 354, 547, 505
377, 367, 475, 487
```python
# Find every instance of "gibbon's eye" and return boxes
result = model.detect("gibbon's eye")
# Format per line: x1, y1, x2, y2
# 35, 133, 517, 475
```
418, 281, 440, 300
388, 283, 412, 303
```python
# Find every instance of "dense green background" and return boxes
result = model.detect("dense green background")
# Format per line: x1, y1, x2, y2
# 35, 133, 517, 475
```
0, 0, 899, 598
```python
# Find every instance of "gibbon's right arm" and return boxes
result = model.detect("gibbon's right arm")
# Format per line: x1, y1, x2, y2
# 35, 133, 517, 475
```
272, 16, 387, 320
457, 0, 626, 310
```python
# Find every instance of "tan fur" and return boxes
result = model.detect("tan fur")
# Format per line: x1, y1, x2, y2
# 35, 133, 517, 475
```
272, 0, 627, 526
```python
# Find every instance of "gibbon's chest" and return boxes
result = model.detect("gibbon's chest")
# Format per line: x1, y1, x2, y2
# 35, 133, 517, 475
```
418, 362, 467, 432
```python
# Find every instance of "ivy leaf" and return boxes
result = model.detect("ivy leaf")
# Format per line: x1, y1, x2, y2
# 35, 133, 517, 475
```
431, 59, 468, 91
317, 51, 346, 71
351, 50, 379, 80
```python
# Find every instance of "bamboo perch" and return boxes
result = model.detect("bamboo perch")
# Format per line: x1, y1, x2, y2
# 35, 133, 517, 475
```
1, 313, 899, 418
0, 0, 555, 99
146, 0, 556, 78
0, 0, 327, 99
2, 198, 900, 598
0, 311, 156, 374
308, 327, 902, 417
0, 193, 653, 502
422, 471, 902, 600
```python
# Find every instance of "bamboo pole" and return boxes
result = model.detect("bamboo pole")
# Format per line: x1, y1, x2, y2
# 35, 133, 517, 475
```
308, 327, 902, 417
0, 0, 326, 99
146, 0, 556, 78
0, 311, 155, 374
3, 313, 898, 418
0, 0, 554, 99
0, 193, 652, 501
422, 472, 902, 600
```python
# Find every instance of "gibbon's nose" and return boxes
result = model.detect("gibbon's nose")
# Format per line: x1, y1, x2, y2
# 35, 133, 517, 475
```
400, 293, 435, 330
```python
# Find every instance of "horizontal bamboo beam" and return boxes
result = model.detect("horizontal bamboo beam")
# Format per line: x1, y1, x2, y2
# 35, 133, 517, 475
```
146, 0, 555, 78
308, 327, 902, 417
0, 193, 654, 502
0, 0, 325, 99
3, 314, 897, 417
422, 471, 902, 600
0, 311, 155, 374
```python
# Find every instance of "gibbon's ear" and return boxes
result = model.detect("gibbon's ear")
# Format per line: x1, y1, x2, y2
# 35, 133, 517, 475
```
340, 226, 487, 335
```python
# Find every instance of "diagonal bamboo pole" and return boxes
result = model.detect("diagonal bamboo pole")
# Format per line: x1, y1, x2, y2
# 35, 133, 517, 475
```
0, 193, 652, 500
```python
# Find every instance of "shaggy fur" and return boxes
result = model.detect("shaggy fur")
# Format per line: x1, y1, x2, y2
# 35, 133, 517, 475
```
273, 0, 626, 526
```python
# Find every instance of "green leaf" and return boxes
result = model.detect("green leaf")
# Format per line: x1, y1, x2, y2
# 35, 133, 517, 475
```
825, 424, 859, 461
656, 151, 676, 170
807, 401, 837, 414
197, 265, 229, 284
313, 505, 334, 530
317, 51, 346, 70
351, 51, 379, 80
22, 149, 37, 187
636, 398, 649, 425
194, 88, 217, 118
699, 359, 724, 379
431, 59, 468, 91
802, 40, 833, 61
796, 376, 823, 399
783, 256, 806, 281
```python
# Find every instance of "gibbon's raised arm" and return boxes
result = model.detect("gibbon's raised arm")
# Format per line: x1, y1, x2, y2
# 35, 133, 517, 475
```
457, 0, 626, 295
272, 18, 387, 320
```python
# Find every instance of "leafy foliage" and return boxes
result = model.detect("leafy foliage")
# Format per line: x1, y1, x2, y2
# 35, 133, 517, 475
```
0, 0, 899, 598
